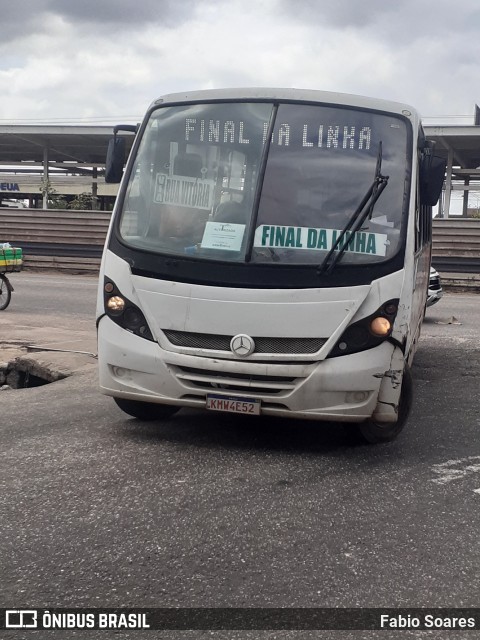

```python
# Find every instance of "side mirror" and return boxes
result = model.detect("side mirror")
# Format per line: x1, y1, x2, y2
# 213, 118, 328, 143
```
105, 136, 126, 184
105, 124, 138, 184
420, 156, 446, 206
420, 141, 446, 206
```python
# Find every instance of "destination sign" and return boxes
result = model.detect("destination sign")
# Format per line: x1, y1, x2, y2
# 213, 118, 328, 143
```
185, 119, 372, 150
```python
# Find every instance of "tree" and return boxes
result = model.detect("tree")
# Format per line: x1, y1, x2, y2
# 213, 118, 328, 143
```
69, 192, 96, 210
39, 179, 69, 209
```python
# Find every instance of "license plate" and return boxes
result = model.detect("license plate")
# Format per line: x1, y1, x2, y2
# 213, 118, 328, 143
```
206, 394, 261, 415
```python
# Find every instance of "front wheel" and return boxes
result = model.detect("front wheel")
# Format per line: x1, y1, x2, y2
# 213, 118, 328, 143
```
357, 366, 413, 444
113, 397, 180, 421
0, 274, 12, 311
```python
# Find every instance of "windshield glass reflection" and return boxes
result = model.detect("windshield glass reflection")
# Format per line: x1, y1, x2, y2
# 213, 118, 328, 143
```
118, 102, 409, 266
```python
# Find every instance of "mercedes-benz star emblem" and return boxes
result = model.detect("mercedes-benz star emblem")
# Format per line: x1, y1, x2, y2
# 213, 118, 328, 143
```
230, 334, 255, 357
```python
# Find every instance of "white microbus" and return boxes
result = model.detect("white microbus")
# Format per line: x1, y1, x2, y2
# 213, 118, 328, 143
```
98, 88, 445, 443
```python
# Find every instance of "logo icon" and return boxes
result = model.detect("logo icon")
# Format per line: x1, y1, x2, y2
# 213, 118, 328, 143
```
230, 334, 255, 357
5, 611, 38, 629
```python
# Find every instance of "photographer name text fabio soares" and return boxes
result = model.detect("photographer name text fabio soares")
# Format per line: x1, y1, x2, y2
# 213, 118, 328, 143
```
381, 614, 475, 630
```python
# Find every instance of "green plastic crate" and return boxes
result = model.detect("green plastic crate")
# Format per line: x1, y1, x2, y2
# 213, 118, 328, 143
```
0, 246, 23, 272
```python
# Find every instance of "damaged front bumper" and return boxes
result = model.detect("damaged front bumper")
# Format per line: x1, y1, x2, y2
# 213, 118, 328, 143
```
98, 318, 405, 423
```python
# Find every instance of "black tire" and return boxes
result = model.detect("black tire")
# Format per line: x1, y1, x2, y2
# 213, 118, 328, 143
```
113, 397, 180, 421
0, 274, 12, 311
357, 365, 413, 444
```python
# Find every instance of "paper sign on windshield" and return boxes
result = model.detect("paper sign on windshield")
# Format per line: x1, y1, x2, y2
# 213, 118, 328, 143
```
201, 221, 245, 251
254, 225, 388, 257
154, 173, 215, 210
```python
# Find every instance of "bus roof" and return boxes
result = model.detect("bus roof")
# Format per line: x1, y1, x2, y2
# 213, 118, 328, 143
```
150, 87, 420, 122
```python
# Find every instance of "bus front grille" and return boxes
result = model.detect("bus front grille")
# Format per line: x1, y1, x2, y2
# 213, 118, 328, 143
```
163, 330, 326, 355
172, 365, 301, 396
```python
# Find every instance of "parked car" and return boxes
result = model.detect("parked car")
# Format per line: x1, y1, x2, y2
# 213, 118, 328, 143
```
427, 267, 443, 307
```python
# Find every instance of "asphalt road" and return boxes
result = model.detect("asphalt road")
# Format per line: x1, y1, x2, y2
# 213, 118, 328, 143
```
1, 273, 480, 639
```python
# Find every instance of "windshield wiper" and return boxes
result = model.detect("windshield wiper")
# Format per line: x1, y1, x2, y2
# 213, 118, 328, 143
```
318, 142, 389, 275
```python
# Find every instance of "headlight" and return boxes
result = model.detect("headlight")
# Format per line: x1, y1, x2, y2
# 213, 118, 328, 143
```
106, 295, 126, 313
103, 278, 154, 341
328, 299, 398, 358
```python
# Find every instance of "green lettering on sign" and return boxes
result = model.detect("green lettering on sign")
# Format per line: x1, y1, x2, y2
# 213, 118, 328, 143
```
366, 233, 376, 254
254, 225, 387, 257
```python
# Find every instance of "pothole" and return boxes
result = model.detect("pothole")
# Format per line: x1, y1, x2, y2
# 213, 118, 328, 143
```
0, 358, 69, 390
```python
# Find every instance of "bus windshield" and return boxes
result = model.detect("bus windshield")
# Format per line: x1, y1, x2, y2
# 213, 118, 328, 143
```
118, 101, 410, 266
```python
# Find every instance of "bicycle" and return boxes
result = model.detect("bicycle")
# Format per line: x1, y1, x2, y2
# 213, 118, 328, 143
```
0, 245, 23, 310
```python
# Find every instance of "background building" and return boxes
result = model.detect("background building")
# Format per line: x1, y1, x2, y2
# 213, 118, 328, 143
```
0, 125, 135, 210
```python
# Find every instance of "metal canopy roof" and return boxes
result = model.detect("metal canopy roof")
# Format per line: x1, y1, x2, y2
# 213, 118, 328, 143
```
0, 125, 134, 166
1, 122, 480, 217
1, 123, 478, 168
423, 125, 480, 217
423, 125, 480, 171
2, 123, 478, 165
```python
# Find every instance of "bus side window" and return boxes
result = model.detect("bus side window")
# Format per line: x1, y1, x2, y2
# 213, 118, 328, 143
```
415, 198, 432, 253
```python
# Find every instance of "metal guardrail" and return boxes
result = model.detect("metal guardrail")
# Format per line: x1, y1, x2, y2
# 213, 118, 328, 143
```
22, 255, 102, 272
432, 219, 480, 273
439, 272, 480, 292
1, 209, 479, 286
0, 208, 111, 245
0, 208, 108, 272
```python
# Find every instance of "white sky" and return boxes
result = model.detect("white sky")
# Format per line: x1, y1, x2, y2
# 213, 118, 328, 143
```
1, 0, 480, 126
